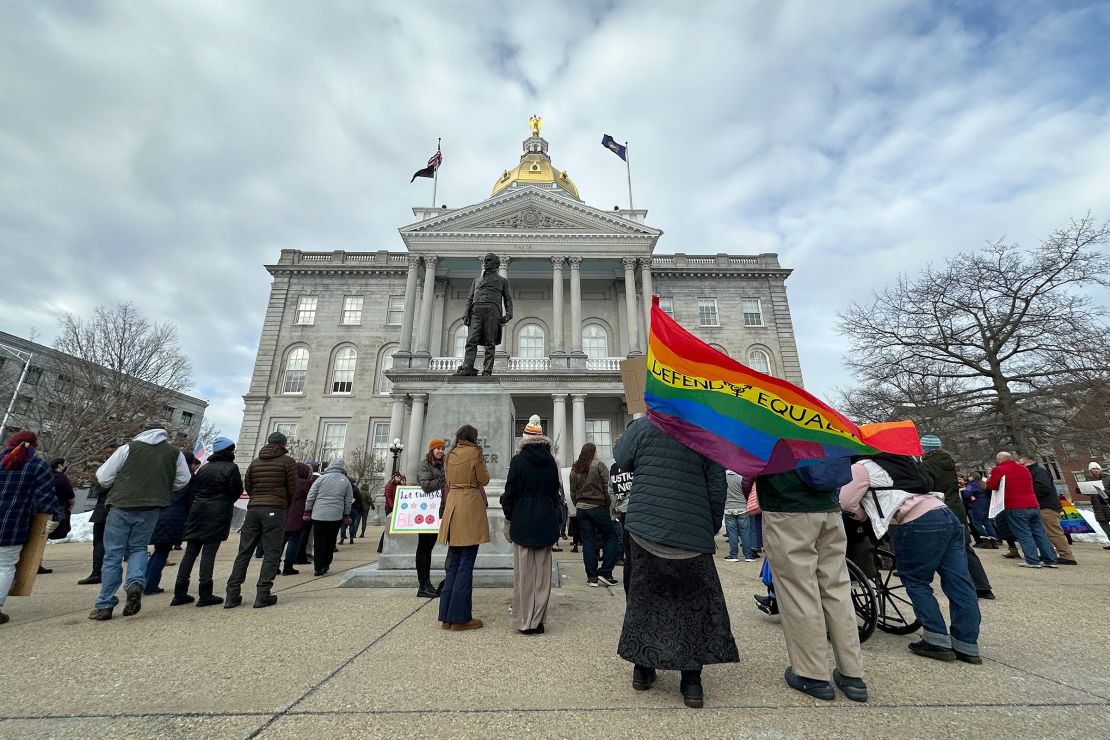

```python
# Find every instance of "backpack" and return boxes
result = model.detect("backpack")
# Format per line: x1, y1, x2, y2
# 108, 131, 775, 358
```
868, 453, 933, 494
795, 458, 853, 492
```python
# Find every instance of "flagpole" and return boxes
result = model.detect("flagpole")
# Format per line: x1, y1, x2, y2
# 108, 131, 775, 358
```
625, 141, 633, 210
432, 138, 440, 208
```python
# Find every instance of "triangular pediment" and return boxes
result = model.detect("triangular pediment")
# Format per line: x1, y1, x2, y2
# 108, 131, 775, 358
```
399, 187, 660, 239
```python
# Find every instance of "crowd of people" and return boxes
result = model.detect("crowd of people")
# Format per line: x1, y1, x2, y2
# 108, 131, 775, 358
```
1, 420, 1106, 710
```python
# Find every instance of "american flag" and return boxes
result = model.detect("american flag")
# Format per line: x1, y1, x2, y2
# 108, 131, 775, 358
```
193, 442, 208, 465
410, 144, 443, 182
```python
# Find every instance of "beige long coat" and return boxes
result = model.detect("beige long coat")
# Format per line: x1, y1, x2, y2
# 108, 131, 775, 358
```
438, 441, 491, 547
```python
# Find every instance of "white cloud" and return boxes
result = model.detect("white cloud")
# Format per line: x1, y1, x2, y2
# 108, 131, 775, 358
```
1, 0, 1107, 436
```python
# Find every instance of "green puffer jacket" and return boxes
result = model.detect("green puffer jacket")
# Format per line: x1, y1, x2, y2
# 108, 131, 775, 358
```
613, 417, 727, 554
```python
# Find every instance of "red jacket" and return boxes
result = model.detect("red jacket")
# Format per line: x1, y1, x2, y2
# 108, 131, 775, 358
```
984, 459, 1038, 510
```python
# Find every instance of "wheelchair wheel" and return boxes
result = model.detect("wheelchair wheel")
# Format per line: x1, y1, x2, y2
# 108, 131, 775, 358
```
846, 559, 877, 643
872, 546, 921, 635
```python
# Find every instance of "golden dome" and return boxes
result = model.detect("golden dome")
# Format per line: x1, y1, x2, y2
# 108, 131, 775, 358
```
491, 117, 580, 199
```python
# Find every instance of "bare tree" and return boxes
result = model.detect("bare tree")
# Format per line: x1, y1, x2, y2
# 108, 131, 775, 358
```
285, 437, 318, 464
345, 445, 385, 505
838, 215, 1110, 457
1, 303, 194, 477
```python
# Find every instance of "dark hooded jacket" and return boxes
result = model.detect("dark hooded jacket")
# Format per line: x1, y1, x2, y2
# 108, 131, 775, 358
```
150, 476, 195, 547
921, 449, 969, 524
1027, 462, 1062, 511
285, 463, 312, 531
244, 443, 297, 509
182, 449, 243, 543
500, 435, 562, 548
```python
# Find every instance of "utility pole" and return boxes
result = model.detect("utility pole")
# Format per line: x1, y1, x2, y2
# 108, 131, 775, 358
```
0, 342, 33, 435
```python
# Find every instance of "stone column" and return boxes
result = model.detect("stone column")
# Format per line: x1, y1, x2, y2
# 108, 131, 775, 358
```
552, 393, 568, 466
397, 255, 421, 356
550, 256, 565, 354
639, 257, 654, 339
387, 396, 406, 452
430, 279, 447, 357
623, 257, 641, 356
571, 393, 587, 461
405, 393, 427, 480
569, 257, 583, 355
415, 255, 438, 355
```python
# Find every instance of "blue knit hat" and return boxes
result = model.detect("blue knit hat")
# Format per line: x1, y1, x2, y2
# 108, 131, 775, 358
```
211, 436, 235, 453
920, 434, 942, 451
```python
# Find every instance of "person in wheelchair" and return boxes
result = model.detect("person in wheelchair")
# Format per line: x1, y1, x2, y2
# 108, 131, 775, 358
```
840, 453, 983, 665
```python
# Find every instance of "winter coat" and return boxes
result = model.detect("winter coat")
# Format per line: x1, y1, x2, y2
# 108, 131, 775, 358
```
418, 457, 446, 494
613, 416, 727, 554
47, 470, 75, 540
97, 429, 191, 509
284, 463, 312, 532
920, 449, 969, 524
243, 443, 297, 509
150, 478, 195, 547
305, 462, 354, 522
1090, 472, 1110, 522
985, 459, 1038, 510
1027, 463, 1061, 512
0, 455, 60, 548
438, 440, 491, 547
182, 449, 244, 543
964, 480, 989, 514
88, 482, 109, 524
384, 478, 402, 510
500, 436, 561, 548
570, 459, 609, 508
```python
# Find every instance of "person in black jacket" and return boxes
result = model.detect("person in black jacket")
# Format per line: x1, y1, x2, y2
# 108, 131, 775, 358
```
172, 438, 243, 606
1019, 455, 1075, 564
78, 479, 109, 585
144, 451, 200, 594
500, 419, 562, 634
614, 417, 737, 709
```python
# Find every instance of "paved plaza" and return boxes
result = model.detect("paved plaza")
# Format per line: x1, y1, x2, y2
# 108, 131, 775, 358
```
1, 530, 1108, 739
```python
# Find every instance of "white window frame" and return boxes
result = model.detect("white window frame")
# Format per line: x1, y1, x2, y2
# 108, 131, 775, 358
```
742, 298, 764, 327
371, 421, 390, 458
331, 346, 357, 394
658, 296, 674, 317
584, 419, 613, 462
341, 296, 364, 325
698, 297, 719, 327
747, 348, 773, 376
319, 422, 348, 463
282, 347, 310, 394
516, 323, 545, 359
453, 326, 468, 358
386, 296, 405, 326
377, 346, 398, 395
582, 323, 608, 359
295, 296, 318, 325
272, 421, 298, 441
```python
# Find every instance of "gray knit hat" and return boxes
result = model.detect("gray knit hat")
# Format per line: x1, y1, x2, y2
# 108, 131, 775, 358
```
267, 431, 288, 446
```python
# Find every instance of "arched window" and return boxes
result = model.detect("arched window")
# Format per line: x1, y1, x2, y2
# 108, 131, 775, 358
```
281, 347, 309, 394
516, 324, 545, 358
582, 323, 608, 359
747, 348, 773, 376
377, 345, 398, 394
331, 346, 357, 394
709, 343, 729, 357
453, 326, 468, 358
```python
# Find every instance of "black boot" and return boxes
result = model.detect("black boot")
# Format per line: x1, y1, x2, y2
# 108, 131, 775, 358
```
282, 563, 300, 576
224, 589, 242, 609
417, 579, 437, 598
632, 665, 657, 691
253, 587, 278, 608
77, 573, 102, 585
680, 670, 704, 708
170, 578, 195, 606
196, 580, 223, 607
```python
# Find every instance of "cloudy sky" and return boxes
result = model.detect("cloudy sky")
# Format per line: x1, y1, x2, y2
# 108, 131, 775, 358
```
2, 0, 1108, 438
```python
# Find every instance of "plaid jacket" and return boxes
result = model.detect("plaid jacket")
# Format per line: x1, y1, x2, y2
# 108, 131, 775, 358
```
0, 456, 61, 547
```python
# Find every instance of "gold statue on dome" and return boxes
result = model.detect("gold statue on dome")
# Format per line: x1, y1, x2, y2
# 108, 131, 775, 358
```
529, 114, 542, 137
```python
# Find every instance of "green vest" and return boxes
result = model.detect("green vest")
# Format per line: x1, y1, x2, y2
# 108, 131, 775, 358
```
106, 441, 180, 509
755, 470, 840, 513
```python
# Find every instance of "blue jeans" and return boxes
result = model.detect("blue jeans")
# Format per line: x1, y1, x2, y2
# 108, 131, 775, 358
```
144, 544, 171, 594
969, 508, 997, 538
439, 545, 479, 624
891, 507, 981, 655
96, 507, 160, 609
577, 506, 618, 579
724, 513, 754, 559
1006, 508, 1057, 565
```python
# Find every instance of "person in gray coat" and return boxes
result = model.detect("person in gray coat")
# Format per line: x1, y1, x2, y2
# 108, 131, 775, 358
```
304, 459, 354, 576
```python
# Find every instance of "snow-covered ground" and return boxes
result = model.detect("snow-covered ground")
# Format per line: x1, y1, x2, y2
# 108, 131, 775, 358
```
48, 499, 252, 544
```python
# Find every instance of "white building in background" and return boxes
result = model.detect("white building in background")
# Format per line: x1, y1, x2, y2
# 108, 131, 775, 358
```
238, 122, 803, 480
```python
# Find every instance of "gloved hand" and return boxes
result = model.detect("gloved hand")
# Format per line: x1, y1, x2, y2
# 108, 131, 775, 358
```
44, 519, 60, 534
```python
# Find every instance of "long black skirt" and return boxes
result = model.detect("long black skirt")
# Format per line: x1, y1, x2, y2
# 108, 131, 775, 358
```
618, 539, 740, 671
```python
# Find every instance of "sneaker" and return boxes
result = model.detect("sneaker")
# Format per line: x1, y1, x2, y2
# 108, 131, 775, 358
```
744, 558, 757, 562
121, 582, 143, 617
587, 578, 599, 587
724, 556, 740, 562
598, 575, 619, 587
908, 640, 957, 661
954, 650, 983, 665
1018, 562, 1042, 568
1041, 563, 1059, 569
754, 594, 779, 616
832, 668, 869, 702
784, 667, 835, 700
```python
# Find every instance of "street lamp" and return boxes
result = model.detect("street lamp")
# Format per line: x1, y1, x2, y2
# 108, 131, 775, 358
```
389, 438, 404, 476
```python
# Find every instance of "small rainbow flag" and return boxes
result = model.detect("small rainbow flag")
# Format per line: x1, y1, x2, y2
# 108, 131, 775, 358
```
644, 297, 921, 476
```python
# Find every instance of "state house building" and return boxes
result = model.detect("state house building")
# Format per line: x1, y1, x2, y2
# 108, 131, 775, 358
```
239, 124, 804, 480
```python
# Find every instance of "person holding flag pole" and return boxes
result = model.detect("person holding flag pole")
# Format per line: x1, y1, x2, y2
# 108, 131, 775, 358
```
410, 140, 443, 207
601, 134, 632, 210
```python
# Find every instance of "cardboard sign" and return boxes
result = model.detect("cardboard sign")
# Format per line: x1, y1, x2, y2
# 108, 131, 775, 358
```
10, 513, 51, 597
620, 356, 647, 415
389, 486, 442, 534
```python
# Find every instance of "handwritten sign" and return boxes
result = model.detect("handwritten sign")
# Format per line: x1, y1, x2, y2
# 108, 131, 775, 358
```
389, 486, 442, 534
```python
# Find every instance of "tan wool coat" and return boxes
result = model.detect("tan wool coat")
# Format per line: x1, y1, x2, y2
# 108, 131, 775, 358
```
438, 441, 491, 547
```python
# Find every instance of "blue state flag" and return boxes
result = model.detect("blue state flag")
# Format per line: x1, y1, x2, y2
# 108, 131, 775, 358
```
601, 134, 627, 161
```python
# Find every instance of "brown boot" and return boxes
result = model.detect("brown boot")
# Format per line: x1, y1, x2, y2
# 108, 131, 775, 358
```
1002, 547, 1020, 559
450, 618, 484, 631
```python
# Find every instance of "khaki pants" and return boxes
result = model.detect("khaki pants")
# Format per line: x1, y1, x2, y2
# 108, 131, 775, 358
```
1040, 509, 1073, 560
763, 511, 863, 681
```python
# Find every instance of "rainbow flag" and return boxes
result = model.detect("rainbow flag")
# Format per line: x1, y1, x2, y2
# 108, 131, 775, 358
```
644, 297, 921, 476
1059, 498, 1095, 534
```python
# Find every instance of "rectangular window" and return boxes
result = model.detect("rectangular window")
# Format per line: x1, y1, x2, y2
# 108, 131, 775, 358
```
371, 421, 391, 460
273, 422, 298, 441
320, 422, 347, 462
162, 405, 175, 419
24, 367, 42, 385
742, 298, 764, 327
658, 296, 674, 317
341, 296, 363, 325
584, 419, 612, 462
295, 296, 318, 325
54, 374, 70, 392
698, 298, 719, 327
386, 296, 405, 326
181, 411, 194, 428
15, 396, 31, 414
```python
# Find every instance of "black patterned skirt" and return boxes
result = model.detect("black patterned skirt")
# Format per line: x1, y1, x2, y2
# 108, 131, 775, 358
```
618, 539, 740, 671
